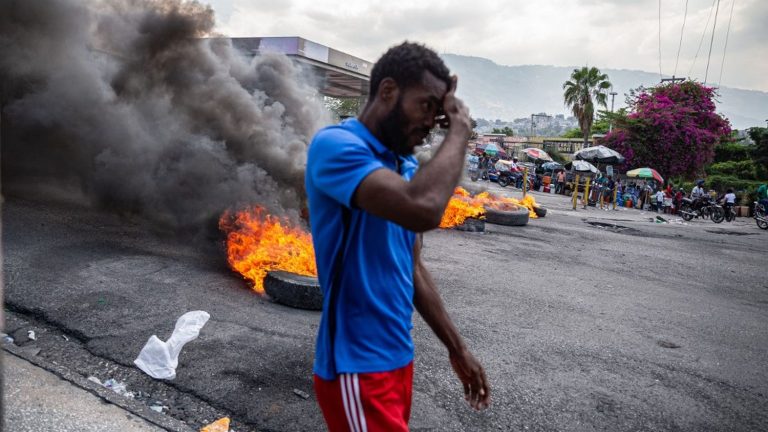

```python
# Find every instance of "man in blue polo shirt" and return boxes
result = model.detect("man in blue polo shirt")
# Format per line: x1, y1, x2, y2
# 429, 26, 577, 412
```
306, 42, 490, 432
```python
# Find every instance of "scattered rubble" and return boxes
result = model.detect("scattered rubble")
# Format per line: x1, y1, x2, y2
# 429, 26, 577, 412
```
102, 378, 135, 399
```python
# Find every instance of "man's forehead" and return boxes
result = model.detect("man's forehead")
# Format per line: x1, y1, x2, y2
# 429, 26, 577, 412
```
413, 70, 448, 97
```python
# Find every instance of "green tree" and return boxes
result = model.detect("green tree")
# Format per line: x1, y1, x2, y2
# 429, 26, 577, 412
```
590, 110, 615, 135
491, 126, 514, 136
562, 66, 612, 147
324, 97, 362, 120
560, 128, 582, 139
749, 127, 768, 174
603, 81, 731, 178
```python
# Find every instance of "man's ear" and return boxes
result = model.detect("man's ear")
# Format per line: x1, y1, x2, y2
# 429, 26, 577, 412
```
377, 77, 400, 110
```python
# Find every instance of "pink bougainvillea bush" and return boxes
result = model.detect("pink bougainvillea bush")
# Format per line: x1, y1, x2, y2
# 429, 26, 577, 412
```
603, 81, 731, 179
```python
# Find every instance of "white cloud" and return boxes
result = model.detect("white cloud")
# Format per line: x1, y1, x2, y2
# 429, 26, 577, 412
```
207, 0, 768, 91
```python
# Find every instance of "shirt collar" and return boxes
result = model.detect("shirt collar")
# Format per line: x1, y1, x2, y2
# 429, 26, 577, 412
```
342, 118, 389, 155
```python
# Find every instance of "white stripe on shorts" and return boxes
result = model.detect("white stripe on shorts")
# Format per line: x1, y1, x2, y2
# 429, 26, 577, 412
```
340, 374, 357, 432
352, 374, 368, 432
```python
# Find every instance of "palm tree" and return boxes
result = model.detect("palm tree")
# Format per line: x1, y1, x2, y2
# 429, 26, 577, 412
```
563, 67, 612, 148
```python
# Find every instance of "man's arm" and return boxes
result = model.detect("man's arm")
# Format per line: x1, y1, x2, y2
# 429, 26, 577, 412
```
353, 76, 471, 233
412, 234, 490, 410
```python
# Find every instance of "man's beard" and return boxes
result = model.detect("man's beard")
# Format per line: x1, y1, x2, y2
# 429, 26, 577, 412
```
378, 99, 428, 157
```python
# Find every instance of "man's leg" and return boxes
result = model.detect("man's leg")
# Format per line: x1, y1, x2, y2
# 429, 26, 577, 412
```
314, 363, 413, 432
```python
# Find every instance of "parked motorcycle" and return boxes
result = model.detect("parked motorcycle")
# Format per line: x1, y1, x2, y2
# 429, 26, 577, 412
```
679, 197, 725, 223
497, 169, 520, 188
494, 160, 520, 188
754, 201, 768, 230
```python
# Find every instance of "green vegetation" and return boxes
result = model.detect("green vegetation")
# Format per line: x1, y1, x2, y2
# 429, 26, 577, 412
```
560, 128, 582, 139
704, 126, 768, 204
749, 127, 768, 174
324, 97, 362, 120
560, 110, 613, 138
562, 66, 612, 148
706, 160, 765, 180
491, 126, 514, 136
714, 142, 752, 162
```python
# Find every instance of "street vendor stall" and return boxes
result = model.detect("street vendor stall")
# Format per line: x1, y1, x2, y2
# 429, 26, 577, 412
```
625, 167, 665, 210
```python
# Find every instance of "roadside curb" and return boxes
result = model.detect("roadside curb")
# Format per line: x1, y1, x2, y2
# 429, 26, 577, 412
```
2, 342, 195, 432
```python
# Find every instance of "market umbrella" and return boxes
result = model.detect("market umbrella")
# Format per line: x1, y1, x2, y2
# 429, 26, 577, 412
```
574, 145, 625, 164
626, 167, 664, 183
565, 160, 600, 174
477, 142, 506, 157
541, 162, 564, 172
521, 147, 553, 161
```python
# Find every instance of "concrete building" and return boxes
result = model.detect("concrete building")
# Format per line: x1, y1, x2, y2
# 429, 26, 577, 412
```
229, 36, 371, 100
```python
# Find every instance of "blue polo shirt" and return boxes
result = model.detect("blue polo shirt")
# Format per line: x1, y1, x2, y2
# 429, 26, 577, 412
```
306, 118, 418, 380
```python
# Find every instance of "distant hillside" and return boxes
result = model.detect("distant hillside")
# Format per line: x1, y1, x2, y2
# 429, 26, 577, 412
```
442, 54, 768, 131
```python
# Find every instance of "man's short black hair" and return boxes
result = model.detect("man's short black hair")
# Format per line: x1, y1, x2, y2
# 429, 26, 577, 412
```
369, 41, 451, 96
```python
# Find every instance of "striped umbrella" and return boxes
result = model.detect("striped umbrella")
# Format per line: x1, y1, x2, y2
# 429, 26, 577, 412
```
626, 167, 664, 183
521, 147, 553, 161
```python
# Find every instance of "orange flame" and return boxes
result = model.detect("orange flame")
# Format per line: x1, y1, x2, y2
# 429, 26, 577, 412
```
439, 187, 540, 227
439, 187, 486, 228
219, 207, 317, 294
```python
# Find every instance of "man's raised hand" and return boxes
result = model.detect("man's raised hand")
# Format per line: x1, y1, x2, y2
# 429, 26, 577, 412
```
439, 75, 471, 140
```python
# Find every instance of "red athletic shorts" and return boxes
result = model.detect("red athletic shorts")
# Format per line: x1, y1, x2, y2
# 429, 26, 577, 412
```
314, 362, 413, 432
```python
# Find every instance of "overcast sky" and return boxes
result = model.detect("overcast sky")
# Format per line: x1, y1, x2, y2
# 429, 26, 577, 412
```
206, 0, 767, 92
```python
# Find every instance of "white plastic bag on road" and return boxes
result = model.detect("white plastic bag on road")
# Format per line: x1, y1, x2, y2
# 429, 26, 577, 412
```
134, 310, 210, 380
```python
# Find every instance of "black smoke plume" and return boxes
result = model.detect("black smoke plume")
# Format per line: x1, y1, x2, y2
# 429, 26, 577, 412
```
0, 0, 329, 229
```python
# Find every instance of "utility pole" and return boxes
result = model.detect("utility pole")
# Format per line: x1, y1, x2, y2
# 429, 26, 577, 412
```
660, 75, 686, 84
530, 114, 534, 138
609, 91, 618, 133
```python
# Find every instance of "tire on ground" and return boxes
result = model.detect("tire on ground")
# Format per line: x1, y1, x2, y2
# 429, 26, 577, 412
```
455, 217, 485, 232
533, 206, 547, 218
264, 271, 323, 311
484, 207, 529, 226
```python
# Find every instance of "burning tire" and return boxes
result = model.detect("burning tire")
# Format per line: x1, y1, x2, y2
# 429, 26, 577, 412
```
264, 271, 323, 311
533, 206, 547, 218
484, 207, 529, 226
455, 217, 485, 232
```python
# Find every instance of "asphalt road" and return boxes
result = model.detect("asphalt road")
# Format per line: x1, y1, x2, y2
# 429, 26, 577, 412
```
3, 187, 767, 431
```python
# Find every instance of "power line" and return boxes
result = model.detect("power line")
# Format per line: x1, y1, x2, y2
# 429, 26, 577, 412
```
689, 0, 718, 78
704, 0, 721, 84
674, 0, 689, 76
718, 0, 735, 87
659, 0, 663, 79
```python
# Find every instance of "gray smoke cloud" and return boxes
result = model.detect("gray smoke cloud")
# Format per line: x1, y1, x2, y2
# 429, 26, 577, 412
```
0, 0, 330, 229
